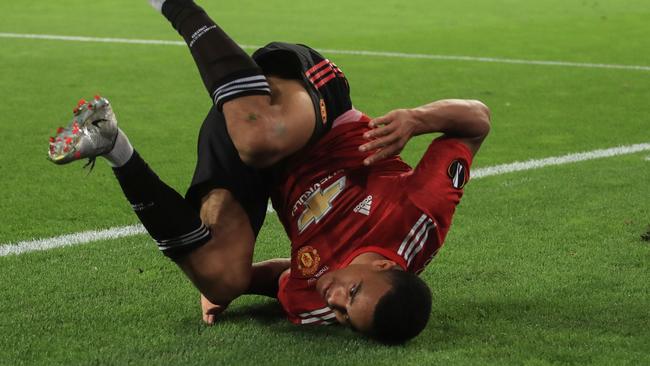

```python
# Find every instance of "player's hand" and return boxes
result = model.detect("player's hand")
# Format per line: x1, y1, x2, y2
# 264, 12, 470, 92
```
359, 109, 419, 166
201, 294, 228, 325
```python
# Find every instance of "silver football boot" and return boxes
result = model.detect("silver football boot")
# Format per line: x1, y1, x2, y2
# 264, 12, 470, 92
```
47, 96, 118, 166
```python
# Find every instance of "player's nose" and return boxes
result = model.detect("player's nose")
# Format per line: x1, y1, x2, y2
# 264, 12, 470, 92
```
326, 285, 348, 307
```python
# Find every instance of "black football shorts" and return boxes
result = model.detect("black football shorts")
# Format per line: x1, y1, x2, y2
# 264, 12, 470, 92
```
185, 105, 270, 236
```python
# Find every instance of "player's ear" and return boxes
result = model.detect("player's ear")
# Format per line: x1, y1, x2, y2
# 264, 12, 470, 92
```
371, 259, 398, 271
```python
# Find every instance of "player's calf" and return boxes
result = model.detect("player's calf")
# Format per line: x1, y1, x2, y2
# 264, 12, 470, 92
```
148, 1, 316, 168
178, 189, 257, 305
47, 97, 211, 261
150, 0, 270, 110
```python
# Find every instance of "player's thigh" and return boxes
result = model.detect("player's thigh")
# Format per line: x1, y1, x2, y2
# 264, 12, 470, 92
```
181, 105, 270, 297
199, 188, 255, 259
178, 189, 256, 289
222, 80, 316, 162
185, 104, 270, 242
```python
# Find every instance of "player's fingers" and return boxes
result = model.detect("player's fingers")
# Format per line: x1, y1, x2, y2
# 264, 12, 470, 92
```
371, 108, 410, 128
359, 133, 399, 152
363, 146, 396, 165
363, 148, 384, 166
369, 114, 393, 128
364, 136, 408, 165
364, 123, 396, 139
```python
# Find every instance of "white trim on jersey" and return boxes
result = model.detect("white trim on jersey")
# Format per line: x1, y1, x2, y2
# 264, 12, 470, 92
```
397, 214, 436, 266
299, 307, 332, 317
403, 218, 434, 261
397, 214, 428, 256
298, 306, 336, 325
406, 221, 436, 266
300, 316, 323, 325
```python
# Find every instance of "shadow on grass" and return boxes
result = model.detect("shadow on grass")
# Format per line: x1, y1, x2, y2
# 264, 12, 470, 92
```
173, 297, 375, 345
219, 298, 285, 325
223, 299, 358, 340
172, 283, 648, 357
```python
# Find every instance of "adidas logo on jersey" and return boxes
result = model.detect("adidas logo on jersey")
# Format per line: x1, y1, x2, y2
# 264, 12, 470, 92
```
353, 195, 373, 216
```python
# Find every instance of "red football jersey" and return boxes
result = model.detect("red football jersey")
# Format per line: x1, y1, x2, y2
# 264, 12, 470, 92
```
271, 114, 473, 325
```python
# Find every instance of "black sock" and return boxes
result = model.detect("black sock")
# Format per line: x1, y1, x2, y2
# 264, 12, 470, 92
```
113, 150, 211, 261
161, 0, 270, 109
160, 0, 202, 30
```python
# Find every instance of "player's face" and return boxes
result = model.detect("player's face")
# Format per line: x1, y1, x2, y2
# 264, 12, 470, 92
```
315, 263, 393, 332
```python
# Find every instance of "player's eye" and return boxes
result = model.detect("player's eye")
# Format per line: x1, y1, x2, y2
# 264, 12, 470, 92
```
348, 281, 363, 306
349, 284, 359, 298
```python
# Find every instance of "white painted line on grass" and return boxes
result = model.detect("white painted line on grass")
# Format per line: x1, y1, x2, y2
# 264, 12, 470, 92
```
0, 225, 146, 257
2, 142, 649, 257
472, 143, 650, 179
314, 48, 650, 72
1, 32, 649, 72
0, 32, 188, 46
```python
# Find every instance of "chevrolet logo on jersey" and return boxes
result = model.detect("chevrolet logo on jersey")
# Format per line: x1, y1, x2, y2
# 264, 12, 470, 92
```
297, 176, 346, 233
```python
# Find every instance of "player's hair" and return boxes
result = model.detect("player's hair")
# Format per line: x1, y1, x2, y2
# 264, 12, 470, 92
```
368, 269, 432, 344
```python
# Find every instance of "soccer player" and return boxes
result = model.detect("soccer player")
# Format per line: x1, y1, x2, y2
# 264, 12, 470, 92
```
47, 0, 490, 344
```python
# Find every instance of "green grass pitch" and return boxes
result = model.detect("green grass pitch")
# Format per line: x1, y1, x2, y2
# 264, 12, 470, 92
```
1, 0, 649, 365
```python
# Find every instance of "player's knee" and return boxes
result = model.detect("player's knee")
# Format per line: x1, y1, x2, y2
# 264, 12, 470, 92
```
197, 260, 252, 305
220, 264, 252, 297
470, 100, 491, 130
235, 126, 283, 168
178, 239, 254, 304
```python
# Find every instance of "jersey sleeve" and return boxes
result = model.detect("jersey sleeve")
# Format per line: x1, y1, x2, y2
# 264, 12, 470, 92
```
277, 272, 300, 324
277, 271, 337, 325
404, 137, 473, 232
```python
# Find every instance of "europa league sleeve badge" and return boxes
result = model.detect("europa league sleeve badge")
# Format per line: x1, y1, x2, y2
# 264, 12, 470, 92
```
448, 160, 468, 189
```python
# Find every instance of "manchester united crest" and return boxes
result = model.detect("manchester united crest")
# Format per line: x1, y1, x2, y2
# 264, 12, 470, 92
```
297, 246, 321, 276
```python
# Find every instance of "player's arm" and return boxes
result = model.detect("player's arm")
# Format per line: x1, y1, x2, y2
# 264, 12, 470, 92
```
246, 258, 291, 297
360, 99, 491, 165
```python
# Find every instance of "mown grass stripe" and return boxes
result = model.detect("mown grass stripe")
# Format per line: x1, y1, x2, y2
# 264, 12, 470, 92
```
1, 32, 649, 72
2, 142, 648, 257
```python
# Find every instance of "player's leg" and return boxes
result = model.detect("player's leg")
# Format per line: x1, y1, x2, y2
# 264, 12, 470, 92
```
190, 189, 291, 324
48, 97, 257, 307
201, 256, 291, 324
155, 0, 265, 106
179, 188, 256, 306
114, 147, 259, 306
184, 104, 274, 306
150, 0, 315, 167
110, 146, 256, 306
